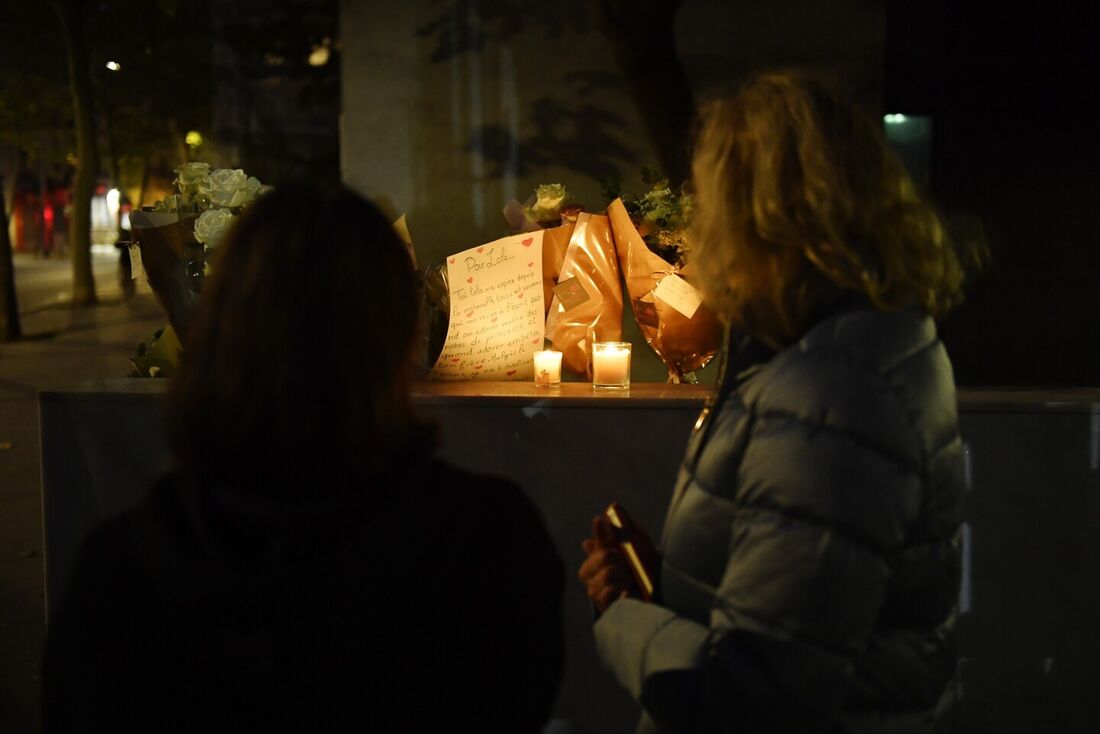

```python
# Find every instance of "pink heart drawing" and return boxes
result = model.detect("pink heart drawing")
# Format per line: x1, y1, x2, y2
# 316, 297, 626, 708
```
477, 246, 484, 253
517, 293, 524, 300
491, 316, 498, 323
474, 364, 483, 370
449, 257, 455, 265
465, 310, 473, 318
451, 357, 461, 363
466, 277, 473, 284
521, 237, 533, 247
527, 261, 534, 267
531, 338, 540, 344
506, 370, 517, 376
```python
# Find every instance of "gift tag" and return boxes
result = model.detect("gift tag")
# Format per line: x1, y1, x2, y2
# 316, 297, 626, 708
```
653, 273, 702, 319
553, 276, 591, 311
128, 244, 144, 281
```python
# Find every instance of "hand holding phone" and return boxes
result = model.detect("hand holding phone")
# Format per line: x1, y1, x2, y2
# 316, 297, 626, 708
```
603, 502, 657, 602
580, 502, 660, 611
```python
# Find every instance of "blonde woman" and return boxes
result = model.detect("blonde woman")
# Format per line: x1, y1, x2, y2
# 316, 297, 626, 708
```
580, 70, 978, 733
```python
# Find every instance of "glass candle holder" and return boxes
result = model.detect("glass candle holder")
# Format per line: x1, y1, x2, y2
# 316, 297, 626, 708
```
533, 350, 563, 388
592, 342, 631, 390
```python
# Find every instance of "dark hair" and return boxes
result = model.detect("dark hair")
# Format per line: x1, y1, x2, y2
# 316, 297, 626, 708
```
165, 182, 431, 492
692, 69, 983, 347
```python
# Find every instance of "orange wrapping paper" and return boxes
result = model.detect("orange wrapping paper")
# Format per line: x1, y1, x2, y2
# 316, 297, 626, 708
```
607, 198, 721, 382
545, 212, 623, 375
541, 221, 575, 312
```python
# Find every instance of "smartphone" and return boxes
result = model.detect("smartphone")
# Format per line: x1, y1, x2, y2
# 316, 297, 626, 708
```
604, 502, 655, 602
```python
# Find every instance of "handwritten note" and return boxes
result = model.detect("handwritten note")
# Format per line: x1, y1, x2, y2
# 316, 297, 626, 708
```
429, 231, 545, 381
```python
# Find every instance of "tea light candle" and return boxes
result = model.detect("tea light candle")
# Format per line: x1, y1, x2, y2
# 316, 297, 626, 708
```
533, 350, 563, 388
592, 341, 631, 390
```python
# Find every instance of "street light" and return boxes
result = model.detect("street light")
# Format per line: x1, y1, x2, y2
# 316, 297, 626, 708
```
106, 61, 121, 71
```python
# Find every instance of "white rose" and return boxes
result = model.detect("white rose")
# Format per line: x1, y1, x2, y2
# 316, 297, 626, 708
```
237, 176, 273, 207
239, 176, 262, 205
193, 208, 235, 249
176, 162, 212, 204
523, 183, 567, 224
208, 168, 249, 208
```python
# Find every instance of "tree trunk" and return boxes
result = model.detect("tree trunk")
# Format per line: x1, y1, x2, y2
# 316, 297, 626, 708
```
53, 0, 97, 306
0, 194, 21, 341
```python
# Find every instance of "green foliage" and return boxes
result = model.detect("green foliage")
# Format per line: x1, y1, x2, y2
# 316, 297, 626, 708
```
601, 167, 694, 266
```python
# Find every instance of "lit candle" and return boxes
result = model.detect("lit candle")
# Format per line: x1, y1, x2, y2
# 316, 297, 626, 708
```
533, 350, 563, 388
592, 342, 631, 390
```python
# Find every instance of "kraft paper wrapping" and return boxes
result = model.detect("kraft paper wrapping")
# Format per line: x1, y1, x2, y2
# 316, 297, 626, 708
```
607, 198, 721, 382
545, 212, 623, 375
541, 221, 575, 312
130, 212, 203, 338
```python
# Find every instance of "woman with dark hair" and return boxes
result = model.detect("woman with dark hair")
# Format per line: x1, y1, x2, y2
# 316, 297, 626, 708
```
579, 70, 980, 733
43, 182, 565, 732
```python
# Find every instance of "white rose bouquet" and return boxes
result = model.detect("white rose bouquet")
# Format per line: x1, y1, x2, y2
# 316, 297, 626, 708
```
128, 162, 272, 349
153, 162, 271, 249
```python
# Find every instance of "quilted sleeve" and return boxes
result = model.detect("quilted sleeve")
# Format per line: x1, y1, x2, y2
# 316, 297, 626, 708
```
594, 361, 924, 733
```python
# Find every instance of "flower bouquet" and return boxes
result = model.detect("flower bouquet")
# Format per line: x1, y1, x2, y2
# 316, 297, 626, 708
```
603, 171, 721, 382
542, 216, 623, 376
512, 184, 624, 375
129, 163, 269, 338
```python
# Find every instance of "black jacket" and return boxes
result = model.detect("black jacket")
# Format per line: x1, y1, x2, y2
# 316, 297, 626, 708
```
594, 306, 964, 733
43, 458, 565, 733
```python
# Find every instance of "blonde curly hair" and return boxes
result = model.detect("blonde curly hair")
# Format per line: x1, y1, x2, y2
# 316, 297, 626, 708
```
690, 69, 972, 348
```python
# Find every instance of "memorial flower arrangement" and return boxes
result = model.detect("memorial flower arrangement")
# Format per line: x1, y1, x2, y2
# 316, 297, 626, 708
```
599, 170, 719, 383
153, 162, 271, 250
128, 163, 272, 377
423, 171, 719, 384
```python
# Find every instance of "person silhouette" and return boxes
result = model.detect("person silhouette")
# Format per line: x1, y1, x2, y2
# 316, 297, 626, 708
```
44, 181, 565, 733
580, 70, 977, 733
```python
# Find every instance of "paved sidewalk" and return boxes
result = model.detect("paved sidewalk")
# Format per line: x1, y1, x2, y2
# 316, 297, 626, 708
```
0, 254, 165, 733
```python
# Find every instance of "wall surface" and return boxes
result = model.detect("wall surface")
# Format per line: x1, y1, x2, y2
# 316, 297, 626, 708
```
339, 0, 886, 382
40, 384, 1100, 733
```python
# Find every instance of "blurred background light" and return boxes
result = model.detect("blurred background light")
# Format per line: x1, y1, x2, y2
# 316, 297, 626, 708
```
308, 39, 331, 67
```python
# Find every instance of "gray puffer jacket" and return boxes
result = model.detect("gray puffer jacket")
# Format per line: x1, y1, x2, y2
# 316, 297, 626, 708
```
595, 304, 964, 734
